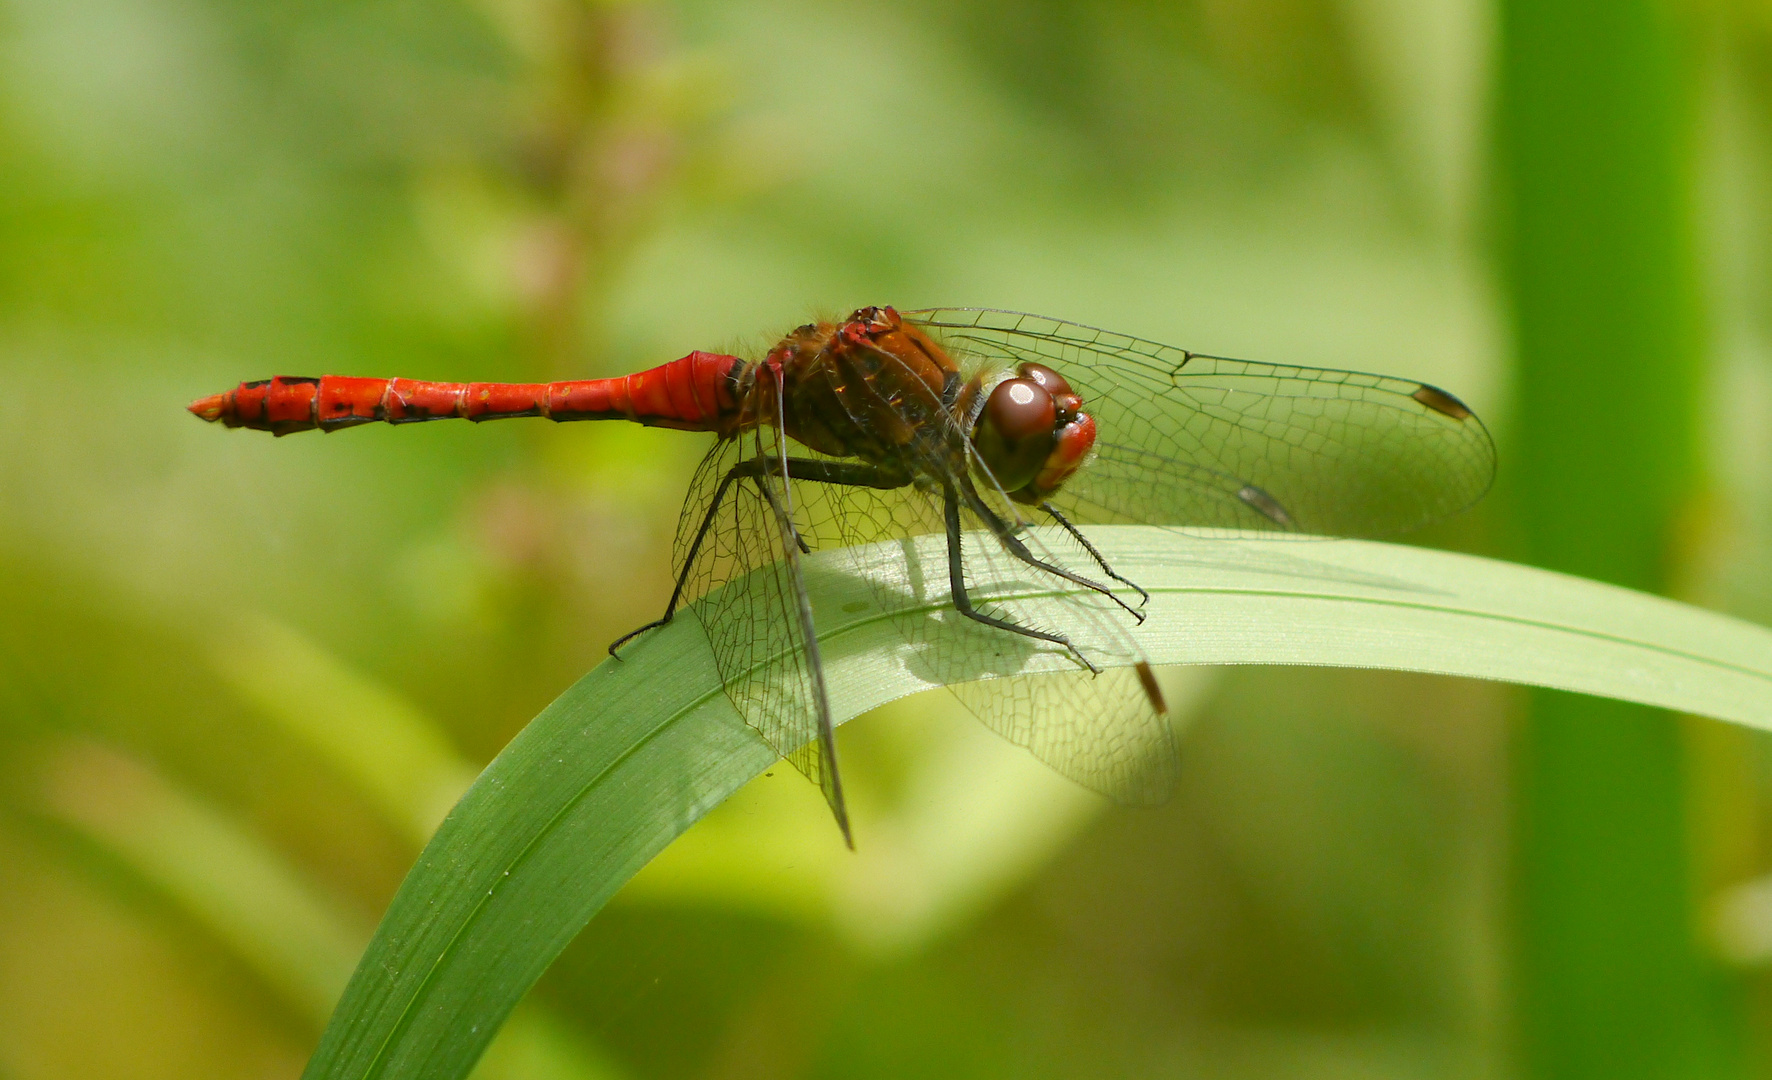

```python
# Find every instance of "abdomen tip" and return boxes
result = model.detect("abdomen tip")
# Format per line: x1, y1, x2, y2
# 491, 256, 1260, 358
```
188, 393, 229, 423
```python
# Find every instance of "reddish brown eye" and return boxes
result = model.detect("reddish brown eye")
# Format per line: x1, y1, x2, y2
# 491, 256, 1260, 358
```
974, 378, 1059, 494
985, 378, 1056, 441
1018, 363, 1073, 397
1018, 363, 1081, 417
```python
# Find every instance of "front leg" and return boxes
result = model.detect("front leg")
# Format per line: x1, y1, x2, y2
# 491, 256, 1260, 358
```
944, 485, 1101, 674
1040, 501, 1150, 609
960, 484, 1146, 625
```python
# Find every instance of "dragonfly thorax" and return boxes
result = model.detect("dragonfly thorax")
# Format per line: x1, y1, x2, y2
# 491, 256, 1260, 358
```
755, 306, 1098, 503
764, 306, 959, 466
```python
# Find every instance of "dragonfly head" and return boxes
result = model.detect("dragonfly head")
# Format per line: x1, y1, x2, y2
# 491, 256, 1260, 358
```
972, 362, 1096, 504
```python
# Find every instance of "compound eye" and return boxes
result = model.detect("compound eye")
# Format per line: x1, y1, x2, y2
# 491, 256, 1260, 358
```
984, 378, 1056, 443
975, 378, 1059, 495
1018, 363, 1073, 398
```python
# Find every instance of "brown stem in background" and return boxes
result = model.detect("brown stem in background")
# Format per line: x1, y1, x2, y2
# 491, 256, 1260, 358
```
497, 1, 685, 376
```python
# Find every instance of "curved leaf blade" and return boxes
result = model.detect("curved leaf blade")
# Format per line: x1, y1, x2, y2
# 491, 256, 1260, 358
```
303, 527, 1772, 1080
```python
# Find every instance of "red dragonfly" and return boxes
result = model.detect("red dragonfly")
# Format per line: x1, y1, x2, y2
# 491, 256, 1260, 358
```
190, 306, 1494, 845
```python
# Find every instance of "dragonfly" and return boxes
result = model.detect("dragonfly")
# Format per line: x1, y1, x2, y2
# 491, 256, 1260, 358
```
190, 306, 1495, 846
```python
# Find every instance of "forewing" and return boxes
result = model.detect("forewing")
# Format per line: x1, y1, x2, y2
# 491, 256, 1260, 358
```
907, 308, 1497, 537
673, 428, 845, 832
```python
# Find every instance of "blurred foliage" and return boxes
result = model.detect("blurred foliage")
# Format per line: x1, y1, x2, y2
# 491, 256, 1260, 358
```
0, 0, 1768, 1077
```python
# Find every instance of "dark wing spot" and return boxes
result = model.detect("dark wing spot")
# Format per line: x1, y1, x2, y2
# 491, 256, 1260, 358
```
1237, 484, 1295, 527
1134, 661, 1167, 715
1412, 384, 1472, 420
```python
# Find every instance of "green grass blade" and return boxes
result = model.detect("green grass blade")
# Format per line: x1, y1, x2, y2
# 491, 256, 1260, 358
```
303, 527, 1772, 1080
1497, 0, 1714, 1071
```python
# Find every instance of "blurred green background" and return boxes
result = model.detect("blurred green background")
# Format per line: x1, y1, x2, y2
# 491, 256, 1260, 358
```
2, 0, 1771, 1077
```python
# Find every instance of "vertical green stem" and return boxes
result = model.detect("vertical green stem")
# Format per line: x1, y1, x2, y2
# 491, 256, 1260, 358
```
1497, 2, 1727, 1077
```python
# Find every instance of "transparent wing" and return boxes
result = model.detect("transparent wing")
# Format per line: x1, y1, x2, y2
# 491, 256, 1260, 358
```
673, 425, 848, 839
948, 668, 1177, 805
799, 478, 1179, 805
780, 344, 1177, 805
906, 308, 1497, 537
944, 443, 1179, 805
936, 504, 1179, 805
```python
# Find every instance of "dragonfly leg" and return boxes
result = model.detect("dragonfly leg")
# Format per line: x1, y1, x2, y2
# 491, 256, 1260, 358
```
609, 456, 910, 657
755, 458, 910, 550
608, 459, 756, 656
944, 487, 1101, 675
1039, 502, 1151, 611
762, 458, 910, 490
752, 457, 910, 554
961, 487, 1146, 625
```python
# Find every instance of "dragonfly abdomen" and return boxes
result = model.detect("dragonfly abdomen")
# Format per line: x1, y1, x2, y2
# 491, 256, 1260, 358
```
188, 351, 746, 436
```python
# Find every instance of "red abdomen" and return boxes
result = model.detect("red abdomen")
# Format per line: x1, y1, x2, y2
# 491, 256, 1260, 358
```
189, 351, 746, 436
